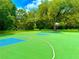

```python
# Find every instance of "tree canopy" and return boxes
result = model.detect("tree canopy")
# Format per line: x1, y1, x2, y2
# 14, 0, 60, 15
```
0, 0, 16, 30
0, 0, 79, 30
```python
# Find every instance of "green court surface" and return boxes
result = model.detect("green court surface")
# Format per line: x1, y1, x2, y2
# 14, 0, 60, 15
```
0, 31, 79, 59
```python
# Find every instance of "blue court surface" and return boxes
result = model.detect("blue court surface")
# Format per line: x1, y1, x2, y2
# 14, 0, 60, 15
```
0, 38, 25, 46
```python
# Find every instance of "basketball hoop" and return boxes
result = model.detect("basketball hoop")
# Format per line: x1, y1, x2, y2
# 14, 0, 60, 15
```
54, 22, 60, 31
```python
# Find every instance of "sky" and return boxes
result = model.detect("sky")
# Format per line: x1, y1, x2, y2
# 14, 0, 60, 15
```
12, 0, 52, 11
12, 0, 42, 11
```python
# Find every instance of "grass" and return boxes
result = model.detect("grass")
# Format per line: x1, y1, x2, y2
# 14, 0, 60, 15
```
0, 31, 79, 59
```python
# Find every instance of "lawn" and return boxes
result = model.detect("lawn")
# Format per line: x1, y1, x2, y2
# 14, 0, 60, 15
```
0, 31, 79, 59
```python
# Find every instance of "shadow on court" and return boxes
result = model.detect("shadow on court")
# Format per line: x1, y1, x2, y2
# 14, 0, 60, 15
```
0, 31, 14, 37
40, 30, 62, 33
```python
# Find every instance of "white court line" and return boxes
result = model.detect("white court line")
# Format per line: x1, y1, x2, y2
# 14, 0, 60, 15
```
44, 41, 55, 59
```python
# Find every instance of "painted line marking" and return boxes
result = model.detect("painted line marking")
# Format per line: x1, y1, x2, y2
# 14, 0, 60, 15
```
44, 41, 55, 59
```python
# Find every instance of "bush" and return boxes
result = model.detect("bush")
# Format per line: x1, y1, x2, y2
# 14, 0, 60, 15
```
25, 21, 35, 30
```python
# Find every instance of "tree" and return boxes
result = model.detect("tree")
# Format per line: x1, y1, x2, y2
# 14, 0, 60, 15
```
0, 0, 16, 30
47, 0, 79, 29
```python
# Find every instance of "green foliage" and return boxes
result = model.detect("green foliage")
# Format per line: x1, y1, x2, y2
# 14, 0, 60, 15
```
0, 0, 79, 30
24, 21, 35, 30
0, 0, 16, 30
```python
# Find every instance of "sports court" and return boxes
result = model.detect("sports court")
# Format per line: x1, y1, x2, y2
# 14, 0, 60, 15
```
0, 31, 79, 59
